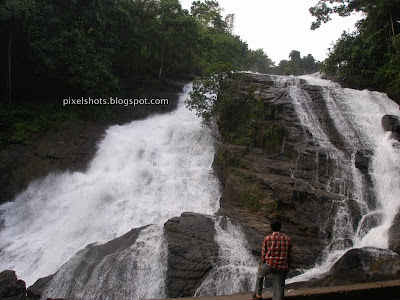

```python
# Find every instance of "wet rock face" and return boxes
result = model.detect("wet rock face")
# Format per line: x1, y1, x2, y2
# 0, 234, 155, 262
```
389, 212, 400, 254
164, 212, 218, 298
0, 270, 26, 300
355, 149, 373, 173
214, 73, 358, 269
382, 114, 400, 137
27, 226, 147, 300
26, 274, 54, 299
24, 213, 218, 300
292, 247, 400, 288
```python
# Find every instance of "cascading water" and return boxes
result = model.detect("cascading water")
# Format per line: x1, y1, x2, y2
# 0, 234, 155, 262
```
2, 72, 400, 297
0, 84, 221, 295
276, 73, 400, 283
195, 217, 257, 296
42, 225, 168, 300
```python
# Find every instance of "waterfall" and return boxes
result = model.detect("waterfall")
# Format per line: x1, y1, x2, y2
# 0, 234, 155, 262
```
42, 225, 167, 300
0, 84, 221, 293
195, 217, 257, 296
281, 73, 400, 283
2, 72, 400, 297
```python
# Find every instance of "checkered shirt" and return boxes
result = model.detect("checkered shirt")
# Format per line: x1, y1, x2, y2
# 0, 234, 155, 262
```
261, 231, 292, 270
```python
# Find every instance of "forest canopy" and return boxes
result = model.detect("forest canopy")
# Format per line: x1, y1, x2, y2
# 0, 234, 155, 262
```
310, 0, 400, 94
0, 0, 277, 105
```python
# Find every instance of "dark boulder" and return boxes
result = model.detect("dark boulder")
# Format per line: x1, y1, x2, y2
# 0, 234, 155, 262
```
329, 248, 373, 282
354, 149, 373, 173
357, 211, 384, 240
292, 247, 400, 289
0, 270, 26, 300
389, 212, 400, 254
26, 275, 54, 300
382, 114, 400, 139
164, 212, 218, 298
328, 247, 400, 284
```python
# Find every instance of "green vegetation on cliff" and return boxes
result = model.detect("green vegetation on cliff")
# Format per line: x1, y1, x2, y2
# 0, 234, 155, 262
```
187, 73, 286, 156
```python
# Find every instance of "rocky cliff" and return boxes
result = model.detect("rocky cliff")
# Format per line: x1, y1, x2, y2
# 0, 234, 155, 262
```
213, 73, 350, 269
3, 72, 400, 299
212, 72, 400, 287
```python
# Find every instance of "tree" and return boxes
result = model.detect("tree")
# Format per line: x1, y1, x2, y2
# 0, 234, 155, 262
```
245, 48, 274, 73
155, 0, 199, 79
225, 13, 235, 34
271, 51, 319, 75
311, 0, 400, 93
0, 0, 33, 106
289, 50, 301, 62
190, 0, 226, 32
310, 0, 400, 34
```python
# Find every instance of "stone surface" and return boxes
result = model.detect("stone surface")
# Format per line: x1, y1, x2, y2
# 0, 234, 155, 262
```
354, 149, 373, 173
382, 114, 400, 139
389, 212, 400, 254
28, 226, 147, 300
26, 275, 54, 299
0, 270, 26, 300
164, 212, 218, 298
214, 73, 358, 269
288, 247, 400, 289
212, 73, 400, 278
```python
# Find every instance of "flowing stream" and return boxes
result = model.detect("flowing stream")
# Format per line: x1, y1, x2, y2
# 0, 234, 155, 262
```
0, 84, 221, 292
1, 74, 400, 297
280, 74, 400, 283
195, 217, 257, 297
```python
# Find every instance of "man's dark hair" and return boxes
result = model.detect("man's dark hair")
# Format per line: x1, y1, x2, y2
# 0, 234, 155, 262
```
270, 219, 282, 232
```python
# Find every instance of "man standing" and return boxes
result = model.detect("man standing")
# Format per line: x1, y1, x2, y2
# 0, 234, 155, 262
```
253, 219, 292, 300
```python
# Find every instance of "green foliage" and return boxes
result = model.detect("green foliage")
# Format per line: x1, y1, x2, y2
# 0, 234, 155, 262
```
186, 73, 225, 125
191, 0, 225, 31
187, 73, 269, 148
240, 191, 262, 211
1, 0, 278, 105
309, 0, 400, 94
263, 123, 285, 152
0, 0, 33, 22
0, 104, 80, 144
271, 51, 320, 75
316, 0, 400, 93
245, 48, 274, 74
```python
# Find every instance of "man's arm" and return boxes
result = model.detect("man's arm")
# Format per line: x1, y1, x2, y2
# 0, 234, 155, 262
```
287, 240, 293, 269
260, 236, 267, 263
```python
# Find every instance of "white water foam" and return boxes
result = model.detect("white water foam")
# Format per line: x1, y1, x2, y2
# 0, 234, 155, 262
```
41, 225, 167, 300
287, 74, 400, 282
0, 84, 221, 288
195, 217, 257, 296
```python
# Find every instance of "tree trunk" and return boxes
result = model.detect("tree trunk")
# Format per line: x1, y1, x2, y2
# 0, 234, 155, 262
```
8, 31, 13, 107
163, 59, 178, 76
390, 9, 395, 37
158, 43, 165, 81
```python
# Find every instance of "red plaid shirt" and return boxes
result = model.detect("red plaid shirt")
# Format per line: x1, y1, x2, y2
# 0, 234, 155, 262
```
261, 231, 292, 270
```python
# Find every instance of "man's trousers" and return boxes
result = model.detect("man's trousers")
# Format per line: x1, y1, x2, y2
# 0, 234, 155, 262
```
254, 263, 286, 300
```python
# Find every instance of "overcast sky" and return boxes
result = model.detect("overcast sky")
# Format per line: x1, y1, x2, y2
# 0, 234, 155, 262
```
179, 0, 362, 64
